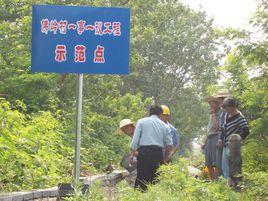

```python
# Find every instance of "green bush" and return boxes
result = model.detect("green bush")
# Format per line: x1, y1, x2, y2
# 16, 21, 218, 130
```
0, 99, 72, 191
65, 181, 105, 201
0, 93, 153, 191
243, 139, 268, 173
242, 171, 268, 200
61, 159, 268, 201
78, 93, 152, 171
117, 159, 266, 201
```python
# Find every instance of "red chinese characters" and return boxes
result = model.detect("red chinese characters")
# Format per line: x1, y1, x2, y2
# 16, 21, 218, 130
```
40, 19, 122, 37
68, 23, 77, 30
55, 45, 67, 62
103, 22, 112, 34
112, 22, 121, 36
94, 45, 105, 63
50, 20, 58, 34
75, 45, 86, 62
94, 21, 103, 35
41, 19, 50, 34
54, 44, 107, 64
58, 20, 68, 34
86, 25, 94, 31
77, 20, 86, 35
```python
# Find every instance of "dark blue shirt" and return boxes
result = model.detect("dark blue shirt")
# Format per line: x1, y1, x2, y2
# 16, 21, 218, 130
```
168, 123, 179, 147
220, 110, 227, 141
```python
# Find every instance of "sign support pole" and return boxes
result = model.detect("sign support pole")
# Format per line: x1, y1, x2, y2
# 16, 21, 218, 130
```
74, 73, 83, 184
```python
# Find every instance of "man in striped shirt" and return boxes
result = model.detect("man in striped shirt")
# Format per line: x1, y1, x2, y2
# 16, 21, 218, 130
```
217, 97, 249, 179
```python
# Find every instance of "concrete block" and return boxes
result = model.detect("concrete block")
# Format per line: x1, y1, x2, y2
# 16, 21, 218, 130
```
32, 190, 43, 199
22, 192, 33, 200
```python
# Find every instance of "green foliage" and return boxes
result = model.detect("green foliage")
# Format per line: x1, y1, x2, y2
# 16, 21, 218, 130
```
243, 139, 268, 173
117, 160, 268, 201
81, 93, 152, 170
63, 160, 268, 201
0, 0, 218, 158
126, 0, 219, 99
222, 45, 267, 174
221, 0, 268, 176
65, 181, 105, 201
0, 74, 58, 112
243, 171, 268, 200
0, 0, 266, 195
0, 99, 72, 191
121, 0, 219, 148
250, 0, 268, 36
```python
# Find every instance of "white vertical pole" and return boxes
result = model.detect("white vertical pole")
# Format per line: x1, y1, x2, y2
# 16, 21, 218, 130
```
74, 73, 83, 183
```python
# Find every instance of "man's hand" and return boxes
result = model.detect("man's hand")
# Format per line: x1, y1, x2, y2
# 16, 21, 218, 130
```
167, 154, 173, 162
216, 139, 223, 149
130, 155, 137, 165
130, 149, 138, 165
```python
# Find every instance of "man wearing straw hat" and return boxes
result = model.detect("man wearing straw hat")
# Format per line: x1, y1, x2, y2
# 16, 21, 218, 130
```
214, 89, 230, 123
202, 95, 222, 180
116, 119, 136, 137
116, 119, 138, 174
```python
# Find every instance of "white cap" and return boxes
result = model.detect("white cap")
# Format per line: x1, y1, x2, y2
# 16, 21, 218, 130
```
115, 119, 134, 135
119, 119, 134, 129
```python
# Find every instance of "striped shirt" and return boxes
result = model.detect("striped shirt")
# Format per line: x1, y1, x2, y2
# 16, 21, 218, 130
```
221, 112, 249, 146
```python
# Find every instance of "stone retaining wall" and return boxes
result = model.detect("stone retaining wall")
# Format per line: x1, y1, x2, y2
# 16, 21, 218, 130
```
0, 170, 127, 201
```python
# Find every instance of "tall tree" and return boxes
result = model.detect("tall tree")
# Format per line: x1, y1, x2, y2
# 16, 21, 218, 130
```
120, 0, 219, 148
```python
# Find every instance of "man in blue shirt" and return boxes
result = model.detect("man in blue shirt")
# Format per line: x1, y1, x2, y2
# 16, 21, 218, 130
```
214, 89, 230, 178
159, 105, 179, 162
130, 105, 173, 191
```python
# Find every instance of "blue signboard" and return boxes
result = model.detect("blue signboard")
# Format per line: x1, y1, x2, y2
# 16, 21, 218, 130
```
31, 5, 130, 74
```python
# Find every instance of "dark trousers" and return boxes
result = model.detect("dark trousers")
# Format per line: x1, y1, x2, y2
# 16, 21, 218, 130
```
134, 145, 163, 192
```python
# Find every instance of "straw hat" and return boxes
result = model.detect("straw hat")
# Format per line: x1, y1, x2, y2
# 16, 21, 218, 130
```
205, 96, 218, 103
115, 119, 135, 135
214, 89, 230, 98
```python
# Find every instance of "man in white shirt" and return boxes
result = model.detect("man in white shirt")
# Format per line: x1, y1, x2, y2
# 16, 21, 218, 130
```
130, 105, 173, 191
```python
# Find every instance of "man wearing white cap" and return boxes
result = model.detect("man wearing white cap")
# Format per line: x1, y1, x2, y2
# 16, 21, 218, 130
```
116, 119, 138, 175
116, 119, 136, 137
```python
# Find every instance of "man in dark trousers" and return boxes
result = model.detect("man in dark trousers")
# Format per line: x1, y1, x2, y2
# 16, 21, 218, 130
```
130, 105, 173, 191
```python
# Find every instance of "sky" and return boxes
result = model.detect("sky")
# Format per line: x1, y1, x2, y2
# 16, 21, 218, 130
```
180, 0, 257, 29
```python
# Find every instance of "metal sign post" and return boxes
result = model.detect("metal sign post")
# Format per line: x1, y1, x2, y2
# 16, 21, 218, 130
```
74, 74, 83, 183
